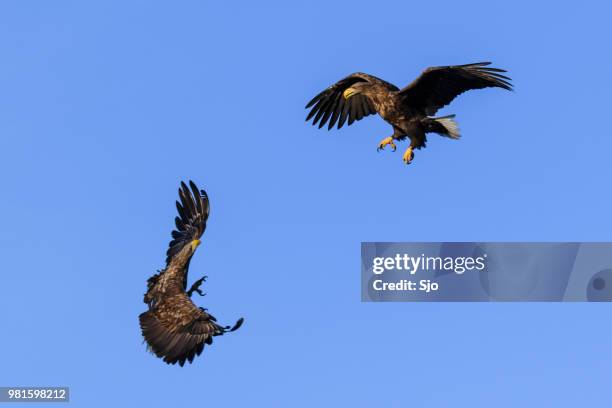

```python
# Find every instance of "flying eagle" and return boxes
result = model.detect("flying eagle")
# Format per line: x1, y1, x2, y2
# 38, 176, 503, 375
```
139, 181, 243, 366
305, 62, 512, 164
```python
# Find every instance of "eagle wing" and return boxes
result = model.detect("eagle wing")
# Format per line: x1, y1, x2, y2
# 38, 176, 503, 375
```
166, 180, 210, 290
399, 62, 512, 115
139, 294, 243, 366
305, 73, 383, 130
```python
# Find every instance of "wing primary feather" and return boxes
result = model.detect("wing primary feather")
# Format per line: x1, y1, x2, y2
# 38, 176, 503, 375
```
328, 97, 344, 130
305, 91, 325, 109
175, 216, 185, 231
305, 97, 327, 121
189, 180, 202, 215
318, 95, 339, 128
180, 184, 196, 220
360, 97, 370, 118
312, 95, 335, 126
201, 190, 209, 216
459, 61, 491, 67
176, 201, 187, 223
338, 103, 350, 128
348, 98, 359, 125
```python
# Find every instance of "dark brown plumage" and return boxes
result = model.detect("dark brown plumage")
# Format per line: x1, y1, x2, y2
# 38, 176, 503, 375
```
305, 62, 512, 164
139, 181, 243, 366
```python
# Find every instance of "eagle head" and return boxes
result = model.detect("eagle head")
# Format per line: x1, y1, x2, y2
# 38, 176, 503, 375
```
343, 83, 368, 100
190, 239, 201, 252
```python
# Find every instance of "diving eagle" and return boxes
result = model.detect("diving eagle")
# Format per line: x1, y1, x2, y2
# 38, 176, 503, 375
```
305, 62, 512, 164
139, 181, 243, 366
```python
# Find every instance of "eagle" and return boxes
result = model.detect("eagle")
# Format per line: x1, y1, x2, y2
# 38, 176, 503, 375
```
139, 181, 243, 366
305, 62, 512, 164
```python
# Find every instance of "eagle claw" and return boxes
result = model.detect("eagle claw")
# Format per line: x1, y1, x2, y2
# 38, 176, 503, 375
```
187, 276, 208, 297
377, 137, 397, 152
402, 147, 414, 165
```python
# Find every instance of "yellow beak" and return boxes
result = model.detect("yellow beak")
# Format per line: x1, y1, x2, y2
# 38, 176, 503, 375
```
191, 240, 201, 250
343, 88, 356, 99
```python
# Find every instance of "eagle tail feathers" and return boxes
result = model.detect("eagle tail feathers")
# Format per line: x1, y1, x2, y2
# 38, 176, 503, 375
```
425, 115, 461, 139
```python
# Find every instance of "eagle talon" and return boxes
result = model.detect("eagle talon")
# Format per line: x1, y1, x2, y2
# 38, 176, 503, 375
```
187, 275, 208, 297
402, 147, 414, 164
377, 137, 397, 152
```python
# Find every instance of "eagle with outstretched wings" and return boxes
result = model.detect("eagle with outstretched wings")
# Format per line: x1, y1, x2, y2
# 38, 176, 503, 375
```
305, 62, 512, 165
139, 181, 243, 366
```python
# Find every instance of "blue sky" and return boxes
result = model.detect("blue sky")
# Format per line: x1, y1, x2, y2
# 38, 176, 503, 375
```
1, 1, 611, 406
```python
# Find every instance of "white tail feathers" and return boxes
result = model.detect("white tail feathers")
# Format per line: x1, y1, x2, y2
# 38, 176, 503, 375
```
433, 115, 461, 139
